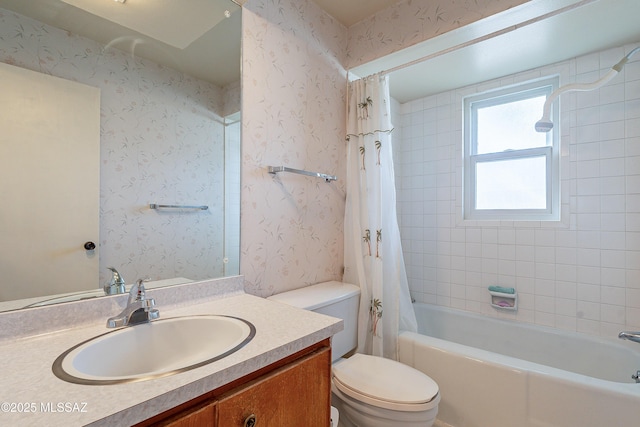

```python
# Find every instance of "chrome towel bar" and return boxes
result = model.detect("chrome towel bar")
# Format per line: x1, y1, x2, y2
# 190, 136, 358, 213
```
149, 204, 209, 210
268, 166, 337, 182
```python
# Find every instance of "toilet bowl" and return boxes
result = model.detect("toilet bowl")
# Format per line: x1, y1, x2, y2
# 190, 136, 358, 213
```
332, 353, 440, 427
267, 281, 440, 427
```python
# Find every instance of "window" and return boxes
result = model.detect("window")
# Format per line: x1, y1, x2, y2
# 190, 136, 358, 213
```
463, 77, 559, 221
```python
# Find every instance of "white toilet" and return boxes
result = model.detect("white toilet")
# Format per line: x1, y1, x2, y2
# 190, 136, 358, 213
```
268, 281, 440, 427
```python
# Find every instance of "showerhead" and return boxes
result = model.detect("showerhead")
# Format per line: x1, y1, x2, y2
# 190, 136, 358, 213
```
534, 47, 639, 133
534, 119, 553, 133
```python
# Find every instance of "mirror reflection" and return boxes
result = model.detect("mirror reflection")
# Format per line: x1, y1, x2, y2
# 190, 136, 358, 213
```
0, 0, 241, 311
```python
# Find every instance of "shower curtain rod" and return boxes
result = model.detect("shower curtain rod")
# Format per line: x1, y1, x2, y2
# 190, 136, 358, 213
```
357, 0, 597, 78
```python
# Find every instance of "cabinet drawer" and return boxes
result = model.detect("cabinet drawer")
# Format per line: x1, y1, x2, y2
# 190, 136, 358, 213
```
156, 401, 215, 427
217, 347, 331, 427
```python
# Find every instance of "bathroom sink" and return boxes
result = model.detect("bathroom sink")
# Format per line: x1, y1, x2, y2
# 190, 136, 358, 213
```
52, 315, 255, 385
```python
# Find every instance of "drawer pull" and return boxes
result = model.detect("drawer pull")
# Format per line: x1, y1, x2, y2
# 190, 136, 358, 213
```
244, 414, 256, 427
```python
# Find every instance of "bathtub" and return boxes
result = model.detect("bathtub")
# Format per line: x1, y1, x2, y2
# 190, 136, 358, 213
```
398, 303, 640, 427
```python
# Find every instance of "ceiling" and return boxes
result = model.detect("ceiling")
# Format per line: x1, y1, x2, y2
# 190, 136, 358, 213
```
0, 0, 241, 87
312, 0, 400, 27
58, 0, 233, 49
2, 0, 638, 103
346, 0, 640, 103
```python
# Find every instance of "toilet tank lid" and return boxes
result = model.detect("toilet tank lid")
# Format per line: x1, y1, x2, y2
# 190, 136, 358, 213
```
266, 281, 360, 311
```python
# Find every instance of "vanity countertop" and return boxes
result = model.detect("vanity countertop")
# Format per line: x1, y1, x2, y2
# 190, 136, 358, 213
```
0, 291, 342, 426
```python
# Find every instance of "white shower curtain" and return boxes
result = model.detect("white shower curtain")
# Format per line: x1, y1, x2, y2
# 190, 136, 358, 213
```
344, 74, 417, 360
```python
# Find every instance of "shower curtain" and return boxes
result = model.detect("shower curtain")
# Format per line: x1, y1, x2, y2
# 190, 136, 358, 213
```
344, 73, 417, 360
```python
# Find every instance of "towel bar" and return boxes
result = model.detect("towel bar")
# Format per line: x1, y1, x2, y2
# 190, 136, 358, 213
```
268, 166, 337, 182
149, 204, 208, 210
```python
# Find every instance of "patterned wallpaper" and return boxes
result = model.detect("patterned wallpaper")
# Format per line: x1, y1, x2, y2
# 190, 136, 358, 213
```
0, 8, 238, 287
1, 0, 536, 298
240, 0, 529, 296
240, 0, 348, 296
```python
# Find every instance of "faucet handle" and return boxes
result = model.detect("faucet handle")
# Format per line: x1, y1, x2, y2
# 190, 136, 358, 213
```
107, 267, 125, 285
128, 278, 151, 303
104, 267, 126, 295
107, 277, 158, 328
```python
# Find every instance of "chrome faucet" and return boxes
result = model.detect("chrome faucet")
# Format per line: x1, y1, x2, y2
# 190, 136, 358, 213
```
618, 331, 640, 344
104, 267, 126, 295
617, 332, 640, 383
107, 279, 159, 328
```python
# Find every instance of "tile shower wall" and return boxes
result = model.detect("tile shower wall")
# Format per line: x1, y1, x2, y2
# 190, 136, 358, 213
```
394, 43, 640, 337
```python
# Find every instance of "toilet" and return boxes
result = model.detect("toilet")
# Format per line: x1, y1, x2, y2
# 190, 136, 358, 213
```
267, 281, 440, 427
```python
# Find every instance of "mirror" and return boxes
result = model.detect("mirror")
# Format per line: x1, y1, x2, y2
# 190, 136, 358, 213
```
0, 0, 241, 311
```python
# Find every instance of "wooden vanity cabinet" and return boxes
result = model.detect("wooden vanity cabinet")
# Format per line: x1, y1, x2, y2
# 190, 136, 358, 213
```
159, 403, 215, 427
141, 340, 331, 427
217, 343, 331, 426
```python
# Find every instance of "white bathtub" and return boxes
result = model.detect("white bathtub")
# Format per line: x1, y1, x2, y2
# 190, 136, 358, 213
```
398, 303, 640, 427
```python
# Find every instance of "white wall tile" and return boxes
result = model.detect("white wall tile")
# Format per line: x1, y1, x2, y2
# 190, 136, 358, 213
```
396, 43, 640, 338
601, 250, 626, 269
628, 117, 640, 138
601, 285, 626, 305
601, 195, 625, 212
600, 302, 625, 325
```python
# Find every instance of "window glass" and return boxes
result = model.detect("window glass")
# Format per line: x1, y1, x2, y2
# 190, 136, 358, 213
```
463, 76, 559, 221
475, 156, 547, 210
476, 95, 548, 154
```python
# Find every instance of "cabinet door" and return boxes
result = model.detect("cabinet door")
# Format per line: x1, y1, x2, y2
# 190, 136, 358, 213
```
156, 401, 215, 427
217, 348, 331, 427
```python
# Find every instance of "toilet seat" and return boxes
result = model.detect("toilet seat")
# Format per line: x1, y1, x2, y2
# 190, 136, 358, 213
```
332, 353, 439, 412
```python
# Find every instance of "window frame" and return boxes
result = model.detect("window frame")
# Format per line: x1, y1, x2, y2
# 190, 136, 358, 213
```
463, 77, 560, 221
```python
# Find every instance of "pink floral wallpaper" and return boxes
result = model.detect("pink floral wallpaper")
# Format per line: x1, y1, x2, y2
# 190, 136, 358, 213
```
240, 0, 348, 296
240, 0, 529, 296
1, 0, 536, 298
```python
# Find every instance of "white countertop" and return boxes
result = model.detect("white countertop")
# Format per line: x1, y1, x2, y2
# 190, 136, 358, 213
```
0, 292, 342, 426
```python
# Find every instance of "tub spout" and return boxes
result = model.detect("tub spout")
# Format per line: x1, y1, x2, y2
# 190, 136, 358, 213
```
618, 331, 640, 344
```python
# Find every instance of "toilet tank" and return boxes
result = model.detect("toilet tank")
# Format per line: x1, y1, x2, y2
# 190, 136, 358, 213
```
267, 281, 360, 361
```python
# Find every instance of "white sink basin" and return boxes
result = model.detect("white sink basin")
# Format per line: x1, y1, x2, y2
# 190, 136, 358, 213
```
53, 315, 255, 385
